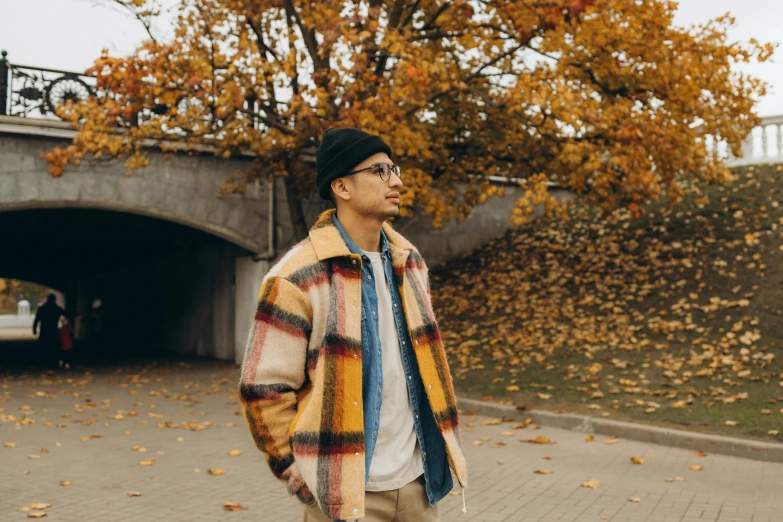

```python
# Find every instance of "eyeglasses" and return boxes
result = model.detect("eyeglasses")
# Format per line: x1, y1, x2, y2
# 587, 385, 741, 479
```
345, 163, 402, 182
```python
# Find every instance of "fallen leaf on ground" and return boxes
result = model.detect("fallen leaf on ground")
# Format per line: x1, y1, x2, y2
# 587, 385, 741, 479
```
689, 465, 703, 471
500, 431, 514, 437
603, 437, 620, 445
27, 512, 46, 518
59, 481, 71, 487
228, 450, 242, 456
132, 445, 146, 452
694, 451, 708, 457
628, 497, 643, 503
630, 457, 645, 465
223, 502, 248, 511
127, 492, 141, 497
521, 435, 556, 444
491, 441, 506, 448
724, 420, 739, 426
665, 476, 685, 482
512, 418, 532, 429
581, 478, 601, 488
24, 503, 51, 510
481, 418, 503, 426
138, 459, 155, 466
4, 442, 17, 448
585, 435, 594, 442
207, 468, 225, 475
534, 469, 553, 474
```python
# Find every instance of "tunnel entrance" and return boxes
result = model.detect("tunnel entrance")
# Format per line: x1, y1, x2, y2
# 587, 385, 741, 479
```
0, 207, 249, 370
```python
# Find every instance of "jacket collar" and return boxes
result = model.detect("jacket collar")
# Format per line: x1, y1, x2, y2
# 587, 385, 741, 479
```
308, 209, 417, 262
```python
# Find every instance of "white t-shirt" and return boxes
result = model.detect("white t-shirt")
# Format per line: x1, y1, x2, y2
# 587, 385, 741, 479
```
362, 250, 424, 491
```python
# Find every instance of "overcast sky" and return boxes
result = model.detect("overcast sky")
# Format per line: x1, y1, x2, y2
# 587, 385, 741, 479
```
2, 0, 782, 116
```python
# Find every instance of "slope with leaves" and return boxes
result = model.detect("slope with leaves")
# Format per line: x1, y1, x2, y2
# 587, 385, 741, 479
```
431, 164, 783, 440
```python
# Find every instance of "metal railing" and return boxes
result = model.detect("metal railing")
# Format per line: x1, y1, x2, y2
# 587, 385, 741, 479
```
726, 115, 783, 166
0, 51, 96, 120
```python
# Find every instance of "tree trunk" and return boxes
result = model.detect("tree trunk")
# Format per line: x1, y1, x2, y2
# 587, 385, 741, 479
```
283, 175, 310, 241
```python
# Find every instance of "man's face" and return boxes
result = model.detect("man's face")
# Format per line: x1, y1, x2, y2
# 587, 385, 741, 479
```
333, 152, 403, 220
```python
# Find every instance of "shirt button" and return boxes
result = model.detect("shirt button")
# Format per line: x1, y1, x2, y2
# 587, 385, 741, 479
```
372, 311, 376, 316
402, 341, 405, 345
378, 387, 382, 392
368, 275, 372, 280
393, 304, 397, 308
377, 350, 381, 356
408, 376, 412, 380
354, 508, 359, 514
354, 401, 358, 406
355, 452, 359, 457
416, 415, 419, 419
428, 384, 432, 390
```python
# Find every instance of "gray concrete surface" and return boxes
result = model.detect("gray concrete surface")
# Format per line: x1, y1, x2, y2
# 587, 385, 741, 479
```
2, 360, 781, 522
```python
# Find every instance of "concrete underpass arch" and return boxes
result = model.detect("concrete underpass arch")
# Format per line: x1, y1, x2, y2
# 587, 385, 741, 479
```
0, 200, 257, 254
0, 125, 274, 256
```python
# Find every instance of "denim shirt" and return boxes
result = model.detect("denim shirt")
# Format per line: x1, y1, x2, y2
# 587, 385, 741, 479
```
332, 214, 453, 510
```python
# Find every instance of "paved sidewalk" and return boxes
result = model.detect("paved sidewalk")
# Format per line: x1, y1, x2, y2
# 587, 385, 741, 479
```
1, 360, 781, 522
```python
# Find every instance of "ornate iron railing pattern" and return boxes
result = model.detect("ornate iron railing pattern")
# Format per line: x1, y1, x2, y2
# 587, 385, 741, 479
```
0, 50, 95, 121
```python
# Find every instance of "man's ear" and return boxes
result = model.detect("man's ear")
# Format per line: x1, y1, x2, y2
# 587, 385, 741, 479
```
331, 176, 352, 204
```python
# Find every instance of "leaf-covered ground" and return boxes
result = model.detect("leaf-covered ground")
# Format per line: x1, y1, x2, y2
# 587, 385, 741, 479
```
432, 163, 783, 441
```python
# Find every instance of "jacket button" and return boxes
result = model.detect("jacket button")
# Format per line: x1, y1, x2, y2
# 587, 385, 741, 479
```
354, 401, 358, 406
355, 452, 359, 457
428, 384, 432, 390
353, 508, 359, 514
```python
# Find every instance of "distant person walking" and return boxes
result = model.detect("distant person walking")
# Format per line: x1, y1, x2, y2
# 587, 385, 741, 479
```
33, 294, 64, 367
58, 316, 74, 369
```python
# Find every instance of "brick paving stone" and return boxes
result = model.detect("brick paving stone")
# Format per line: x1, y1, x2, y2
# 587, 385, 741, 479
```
2, 359, 782, 522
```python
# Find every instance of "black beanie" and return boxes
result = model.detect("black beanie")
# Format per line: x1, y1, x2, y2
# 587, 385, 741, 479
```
315, 128, 392, 201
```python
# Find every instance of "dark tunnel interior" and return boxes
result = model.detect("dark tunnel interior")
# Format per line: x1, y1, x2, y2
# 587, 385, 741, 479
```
0, 208, 247, 369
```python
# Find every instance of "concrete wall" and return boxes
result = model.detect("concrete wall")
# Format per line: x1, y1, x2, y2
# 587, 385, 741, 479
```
234, 257, 270, 365
0, 127, 272, 254
290, 185, 575, 268
68, 242, 245, 360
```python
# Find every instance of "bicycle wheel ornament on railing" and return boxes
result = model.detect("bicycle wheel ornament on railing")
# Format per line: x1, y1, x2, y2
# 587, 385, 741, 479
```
0, 50, 95, 120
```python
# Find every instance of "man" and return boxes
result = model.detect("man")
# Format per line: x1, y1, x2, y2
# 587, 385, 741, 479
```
239, 128, 468, 522
33, 294, 65, 368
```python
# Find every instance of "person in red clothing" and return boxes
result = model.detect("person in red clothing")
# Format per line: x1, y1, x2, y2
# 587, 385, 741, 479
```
58, 316, 74, 370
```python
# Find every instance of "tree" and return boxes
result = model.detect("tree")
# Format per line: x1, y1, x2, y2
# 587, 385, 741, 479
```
0, 279, 52, 310
44, 0, 774, 240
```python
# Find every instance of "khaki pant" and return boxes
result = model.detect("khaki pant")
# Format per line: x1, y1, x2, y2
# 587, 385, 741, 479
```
302, 474, 440, 522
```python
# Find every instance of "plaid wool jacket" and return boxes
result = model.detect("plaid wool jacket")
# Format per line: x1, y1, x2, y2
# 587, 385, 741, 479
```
239, 209, 468, 521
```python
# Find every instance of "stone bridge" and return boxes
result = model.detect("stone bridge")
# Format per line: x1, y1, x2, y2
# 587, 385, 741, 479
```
4, 53, 777, 368
0, 115, 553, 365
